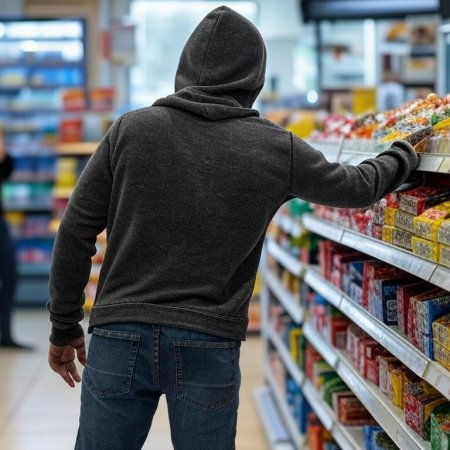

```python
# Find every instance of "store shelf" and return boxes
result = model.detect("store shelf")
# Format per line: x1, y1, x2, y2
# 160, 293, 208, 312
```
302, 321, 432, 450
301, 379, 334, 431
266, 239, 306, 277
264, 363, 305, 450
262, 267, 304, 323
304, 268, 450, 400
268, 327, 304, 386
273, 214, 304, 238
303, 214, 450, 291
254, 386, 295, 450
56, 142, 98, 156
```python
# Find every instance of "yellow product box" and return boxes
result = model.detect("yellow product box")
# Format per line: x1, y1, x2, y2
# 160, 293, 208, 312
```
440, 244, 450, 269
412, 236, 440, 262
414, 207, 450, 242
433, 340, 450, 371
390, 368, 405, 408
384, 207, 396, 226
382, 225, 394, 244
438, 219, 450, 246
392, 227, 413, 251
394, 209, 416, 233
433, 314, 450, 348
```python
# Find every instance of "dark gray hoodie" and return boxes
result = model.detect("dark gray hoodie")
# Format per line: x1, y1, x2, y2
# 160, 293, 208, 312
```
48, 6, 418, 345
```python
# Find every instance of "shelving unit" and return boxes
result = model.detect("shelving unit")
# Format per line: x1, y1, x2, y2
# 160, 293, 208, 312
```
0, 17, 87, 304
260, 236, 372, 449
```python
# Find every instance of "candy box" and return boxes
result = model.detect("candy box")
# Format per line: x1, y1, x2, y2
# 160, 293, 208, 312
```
386, 192, 400, 209
440, 244, 450, 269
305, 344, 323, 381
415, 207, 450, 241
357, 338, 378, 376
382, 225, 395, 244
368, 277, 416, 325
394, 209, 416, 233
408, 288, 447, 347
333, 392, 377, 426
412, 236, 440, 262
397, 281, 434, 336
390, 367, 406, 408
404, 370, 438, 397
331, 252, 368, 290
439, 220, 450, 246
379, 356, 402, 397
404, 391, 448, 439
433, 340, 450, 371
430, 403, 450, 450
364, 425, 399, 450
416, 293, 450, 354
433, 313, 450, 348
312, 361, 335, 389
347, 324, 369, 366
362, 262, 407, 310
327, 316, 350, 349
384, 206, 397, 226
392, 227, 414, 250
322, 376, 349, 407
399, 186, 450, 216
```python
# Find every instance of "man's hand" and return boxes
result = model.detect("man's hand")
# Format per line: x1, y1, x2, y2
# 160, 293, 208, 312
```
48, 336, 87, 388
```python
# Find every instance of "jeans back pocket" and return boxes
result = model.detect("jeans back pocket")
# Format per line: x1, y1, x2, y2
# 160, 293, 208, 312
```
173, 340, 240, 411
84, 327, 140, 398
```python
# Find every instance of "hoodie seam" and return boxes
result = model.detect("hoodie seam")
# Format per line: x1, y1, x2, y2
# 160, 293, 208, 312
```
197, 6, 224, 86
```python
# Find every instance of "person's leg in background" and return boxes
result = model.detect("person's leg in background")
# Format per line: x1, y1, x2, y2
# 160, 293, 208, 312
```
0, 215, 19, 347
160, 325, 241, 450
75, 323, 162, 450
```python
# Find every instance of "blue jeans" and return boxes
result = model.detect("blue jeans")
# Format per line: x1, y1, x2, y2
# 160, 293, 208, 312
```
0, 216, 17, 343
75, 323, 241, 450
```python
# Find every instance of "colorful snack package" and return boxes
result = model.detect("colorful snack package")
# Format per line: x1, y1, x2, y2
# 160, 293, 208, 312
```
433, 313, 450, 348
433, 340, 450, 371
394, 209, 416, 233
392, 227, 414, 250
399, 186, 450, 216
415, 207, 450, 241
440, 244, 450, 269
412, 236, 440, 263
382, 225, 395, 244
438, 219, 450, 246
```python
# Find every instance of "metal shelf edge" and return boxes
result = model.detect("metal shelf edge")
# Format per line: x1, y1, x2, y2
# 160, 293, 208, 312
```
262, 267, 304, 323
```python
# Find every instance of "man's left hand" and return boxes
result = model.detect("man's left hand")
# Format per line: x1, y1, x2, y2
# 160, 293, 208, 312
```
48, 336, 87, 388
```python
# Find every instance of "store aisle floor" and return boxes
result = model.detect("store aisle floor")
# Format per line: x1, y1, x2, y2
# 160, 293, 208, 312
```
0, 309, 269, 450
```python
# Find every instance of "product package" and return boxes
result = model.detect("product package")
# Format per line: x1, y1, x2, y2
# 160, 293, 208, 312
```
322, 376, 349, 407
415, 206, 450, 241
379, 356, 402, 397
384, 207, 397, 226
397, 281, 434, 336
362, 262, 407, 310
332, 391, 377, 426
399, 187, 450, 216
430, 403, 450, 450
433, 313, 450, 348
440, 244, 450, 269
392, 228, 414, 251
404, 391, 449, 440
394, 209, 416, 233
433, 340, 450, 370
364, 425, 400, 450
416, 293, 450, 356
408, 288, 449, 348
369, 277, 416, 325
382, 225, 395, 244
390, 367, 406, 408
412, 236, 440, 263
438, 220, 450, 246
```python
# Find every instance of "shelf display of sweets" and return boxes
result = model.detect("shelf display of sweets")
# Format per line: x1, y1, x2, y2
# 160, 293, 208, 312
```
310, 93, 450, 153
307, 414, 341, 450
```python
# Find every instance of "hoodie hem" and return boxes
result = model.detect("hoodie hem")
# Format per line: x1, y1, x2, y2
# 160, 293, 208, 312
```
88, 302, 249, 341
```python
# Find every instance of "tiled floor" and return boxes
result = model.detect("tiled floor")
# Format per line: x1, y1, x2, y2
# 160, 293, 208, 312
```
0, 309, 269, 450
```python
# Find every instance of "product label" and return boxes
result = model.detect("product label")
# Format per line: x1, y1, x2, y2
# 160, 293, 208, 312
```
395, 211, 416, 232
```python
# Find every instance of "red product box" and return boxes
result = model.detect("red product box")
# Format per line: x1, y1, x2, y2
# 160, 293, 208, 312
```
363, 342, 387, 380
399, 186, 450, 216
397, 282, 434, 336
319, 241, 349, 280
346, 325, 369, 366
305, 345, 323, 381
386, 192, 400, 208
333, 392, 377, 426
357, 338, 378, 376
407, 288, 446, 347
331, 252, 366, 290
328, 317, 351, 349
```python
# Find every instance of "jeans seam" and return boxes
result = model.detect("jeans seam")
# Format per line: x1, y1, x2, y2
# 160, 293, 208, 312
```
154, 325, 160, 391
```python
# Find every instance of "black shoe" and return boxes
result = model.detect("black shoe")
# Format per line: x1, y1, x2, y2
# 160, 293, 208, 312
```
0, 340, 34, 350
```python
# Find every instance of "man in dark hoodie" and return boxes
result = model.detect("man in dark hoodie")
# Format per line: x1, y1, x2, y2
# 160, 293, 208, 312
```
48, 6, 418, 450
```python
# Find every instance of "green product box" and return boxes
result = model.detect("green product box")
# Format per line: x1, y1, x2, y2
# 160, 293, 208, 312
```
322, 376, 348, 407
431, 403, 450, 449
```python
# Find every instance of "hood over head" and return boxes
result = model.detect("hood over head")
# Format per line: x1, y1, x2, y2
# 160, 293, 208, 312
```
153, 6, 266, 120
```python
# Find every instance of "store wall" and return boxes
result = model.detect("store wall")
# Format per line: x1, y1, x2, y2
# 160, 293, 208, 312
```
24, 0, 101, 89
256, 0, 303, 98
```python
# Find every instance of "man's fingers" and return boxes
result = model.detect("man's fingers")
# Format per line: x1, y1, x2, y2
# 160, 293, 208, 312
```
67, 361, 81, 383
75, 344, 87, 366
